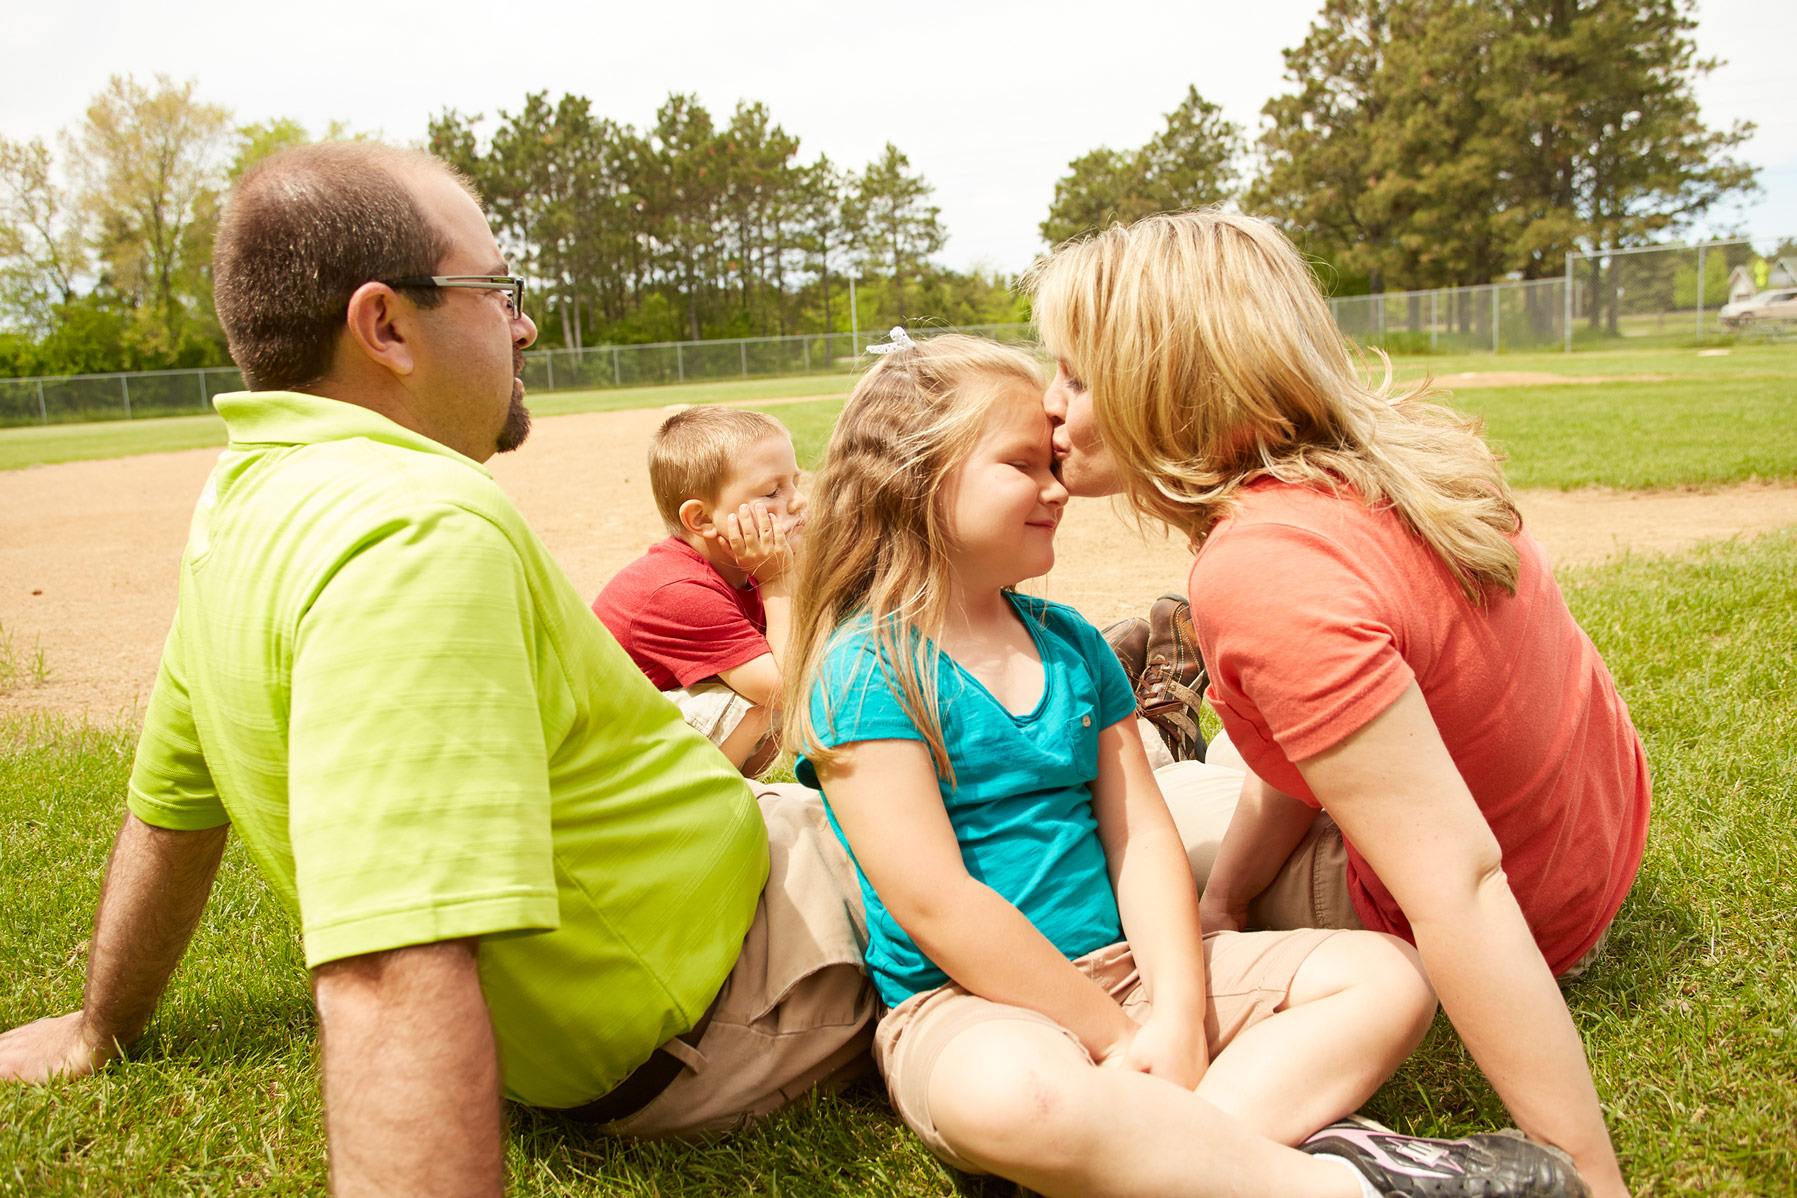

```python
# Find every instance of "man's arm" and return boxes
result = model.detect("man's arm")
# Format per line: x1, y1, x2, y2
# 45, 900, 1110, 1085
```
0, 812, 228, 1083
312, 939, 503, 1198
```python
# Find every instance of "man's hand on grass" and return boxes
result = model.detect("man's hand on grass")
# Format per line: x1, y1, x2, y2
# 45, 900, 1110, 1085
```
0, 1011, 113, 1084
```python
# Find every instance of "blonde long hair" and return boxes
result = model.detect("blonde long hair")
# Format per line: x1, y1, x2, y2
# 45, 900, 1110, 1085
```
1025, 211, 1521, 600
785, 334, 1046, 784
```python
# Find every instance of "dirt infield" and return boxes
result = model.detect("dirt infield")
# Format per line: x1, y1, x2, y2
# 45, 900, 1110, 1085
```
4, 401, 1795, 721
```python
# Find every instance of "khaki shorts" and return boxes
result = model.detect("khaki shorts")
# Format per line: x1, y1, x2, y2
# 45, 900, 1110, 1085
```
875, 929, 1341, 1173
1159, 737, 1612, 982
600, 783, 876, 1138
1155, 754, 1362, 931
664, 679, 758, 747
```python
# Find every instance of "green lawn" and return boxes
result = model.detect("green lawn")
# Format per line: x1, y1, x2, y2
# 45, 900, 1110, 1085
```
4, 529, 1794, 1195
6, 344, 1794, 491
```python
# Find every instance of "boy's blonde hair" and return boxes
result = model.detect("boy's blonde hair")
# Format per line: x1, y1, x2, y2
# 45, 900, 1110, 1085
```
784, 334, 1046, 785
649, 406, 790, 534
1025, 210, 1521, 601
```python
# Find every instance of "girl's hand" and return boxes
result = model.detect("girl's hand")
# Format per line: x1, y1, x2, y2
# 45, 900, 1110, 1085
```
1106, 1010, 1209, 1090
721, 501, 793, 582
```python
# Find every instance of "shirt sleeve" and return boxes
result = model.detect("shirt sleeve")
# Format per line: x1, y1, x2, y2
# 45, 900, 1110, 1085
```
128, 607, 229, 831
631, 579, 771, 687
793, 631, 927, 788
287, 505, 561, 968
1192, 519, 1415, 767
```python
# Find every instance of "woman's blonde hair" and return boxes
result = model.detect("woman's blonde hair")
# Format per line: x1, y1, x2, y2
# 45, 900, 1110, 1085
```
784, 334, 1046, 784
1025, 211, 1521, 600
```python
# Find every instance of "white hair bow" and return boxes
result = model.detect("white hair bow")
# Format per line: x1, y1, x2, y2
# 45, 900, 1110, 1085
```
867, 327, 915, 355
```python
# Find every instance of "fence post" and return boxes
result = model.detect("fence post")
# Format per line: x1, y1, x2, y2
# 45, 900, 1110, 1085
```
1492, 285, 1500, 353
613, 346, 620, 386
1430, 290, 1438, 349
36, 379, 47, 425
1564, 253, 1574, 353
121, 374, 132, 419
740, 339, 748, 379
803, 339, 810, 373
676, 343, 684, 383
546, 351, 555, 392
1695, 243, 1705, 344
196, 370, 208, 410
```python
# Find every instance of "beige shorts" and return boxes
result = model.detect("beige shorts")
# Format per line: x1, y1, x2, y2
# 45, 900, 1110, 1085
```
599, 783, 876, 1138
875, 929, 1341, 1173
1159, 737, 1611, 982
664, 679, 758, 746
1155, 753, 1363, 931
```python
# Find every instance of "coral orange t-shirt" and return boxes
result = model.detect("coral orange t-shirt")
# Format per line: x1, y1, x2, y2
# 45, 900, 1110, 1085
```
1191, 480, 1650, 974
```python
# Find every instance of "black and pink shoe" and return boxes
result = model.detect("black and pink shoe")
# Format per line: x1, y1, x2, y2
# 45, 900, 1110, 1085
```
1301, 1117, 1590, 1198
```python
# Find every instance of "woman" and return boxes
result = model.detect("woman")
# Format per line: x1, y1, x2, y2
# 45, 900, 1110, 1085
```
1027, 211, 1649, 1198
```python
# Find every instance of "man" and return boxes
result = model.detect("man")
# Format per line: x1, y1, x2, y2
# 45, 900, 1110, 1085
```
0, 143, 873, 1196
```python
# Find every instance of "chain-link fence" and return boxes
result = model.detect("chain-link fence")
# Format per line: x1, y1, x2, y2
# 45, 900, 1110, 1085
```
5, 240, 1790, 429
514, 324, 1036, 396
0, 324, 1038, 429
1329, 278, 1571, 355
1564, 239, 1778, 349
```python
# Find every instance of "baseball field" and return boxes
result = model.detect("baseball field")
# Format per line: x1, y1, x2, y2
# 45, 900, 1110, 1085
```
2, 341, 1794, 1194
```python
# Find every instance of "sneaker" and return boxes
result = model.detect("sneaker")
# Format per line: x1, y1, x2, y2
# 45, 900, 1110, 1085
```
1301, 1117, 1590, 1198
1100, 617, 1151, 688
1139, 594, 1207, 762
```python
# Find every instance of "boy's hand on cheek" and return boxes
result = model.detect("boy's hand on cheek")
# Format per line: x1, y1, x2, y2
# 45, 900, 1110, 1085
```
721, 502, 793, 582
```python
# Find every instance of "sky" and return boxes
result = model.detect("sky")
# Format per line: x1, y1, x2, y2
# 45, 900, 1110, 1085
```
3, 0, 1791, 276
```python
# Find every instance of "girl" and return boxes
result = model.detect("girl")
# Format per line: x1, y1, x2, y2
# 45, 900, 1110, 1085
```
785, 332, 1587, 1198
1027, 212, 1644, 1198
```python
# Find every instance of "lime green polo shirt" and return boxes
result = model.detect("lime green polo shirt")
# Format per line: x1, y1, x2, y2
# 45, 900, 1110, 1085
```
127, 391, 768, 1109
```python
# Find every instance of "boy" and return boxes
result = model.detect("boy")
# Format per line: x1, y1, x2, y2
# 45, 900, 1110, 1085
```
594, 407, 806, 774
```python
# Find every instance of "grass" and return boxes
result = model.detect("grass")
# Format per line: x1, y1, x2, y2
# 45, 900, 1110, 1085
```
0, 621, 53, 692
6, 344, 1796, 489
4, 529, 1794, 1194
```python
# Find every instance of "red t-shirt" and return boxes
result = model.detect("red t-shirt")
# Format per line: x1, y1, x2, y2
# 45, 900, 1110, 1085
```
1191, 480, 1651, 974
591, 537, 769, 691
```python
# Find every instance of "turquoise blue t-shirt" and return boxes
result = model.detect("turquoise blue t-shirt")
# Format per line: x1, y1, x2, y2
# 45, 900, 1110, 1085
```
795, 593, 1137, 1007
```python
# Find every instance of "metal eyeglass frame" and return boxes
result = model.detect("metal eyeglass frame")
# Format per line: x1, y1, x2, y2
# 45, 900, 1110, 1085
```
382, 275, 525, 318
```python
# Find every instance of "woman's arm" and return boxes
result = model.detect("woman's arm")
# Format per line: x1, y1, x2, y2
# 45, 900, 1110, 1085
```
1299, 682, 1626, 1198
1196, 773, 1318, 933
1089, 717, 1211, 1088
816, 738, 1138, 1064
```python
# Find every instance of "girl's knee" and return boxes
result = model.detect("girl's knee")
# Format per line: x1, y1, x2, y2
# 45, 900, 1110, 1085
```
1292, 931, 1437, 1029
927, 1022, 1094, 1170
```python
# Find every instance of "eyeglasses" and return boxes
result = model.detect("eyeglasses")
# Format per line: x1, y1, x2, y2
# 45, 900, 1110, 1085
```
383, 275, 525, 318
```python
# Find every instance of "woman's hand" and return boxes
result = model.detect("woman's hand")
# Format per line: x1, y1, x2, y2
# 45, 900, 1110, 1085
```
1196, 891, 1247, 934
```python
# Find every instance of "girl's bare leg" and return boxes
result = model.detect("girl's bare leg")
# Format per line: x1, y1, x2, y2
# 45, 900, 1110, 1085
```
927, 1020, 1362, 1198
1196, 931, 1437, 1144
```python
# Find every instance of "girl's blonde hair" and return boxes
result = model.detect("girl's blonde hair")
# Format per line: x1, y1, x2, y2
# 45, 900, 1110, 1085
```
1025, 211, 1521, 600
784, 334, 1046, 784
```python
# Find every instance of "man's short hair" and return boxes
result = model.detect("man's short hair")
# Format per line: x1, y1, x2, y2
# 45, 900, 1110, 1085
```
650, 407, 790, 533
213, 142, 477, 392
